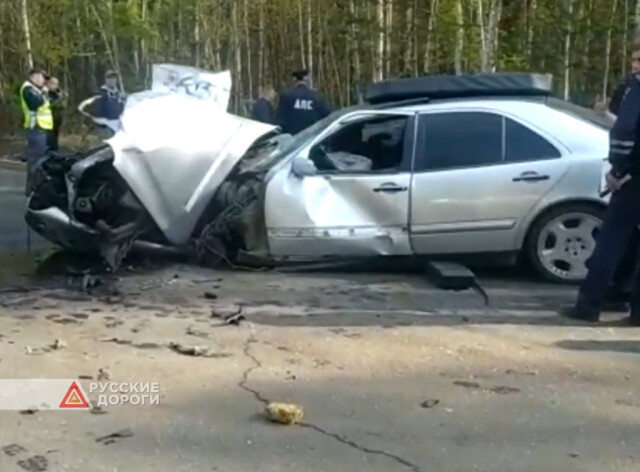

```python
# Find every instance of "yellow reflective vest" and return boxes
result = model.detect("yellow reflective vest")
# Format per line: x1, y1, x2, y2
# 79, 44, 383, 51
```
20, 81, 53, 131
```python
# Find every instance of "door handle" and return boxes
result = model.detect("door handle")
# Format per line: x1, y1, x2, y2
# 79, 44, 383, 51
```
373, 182, 408, 193
512, 172, 550, 182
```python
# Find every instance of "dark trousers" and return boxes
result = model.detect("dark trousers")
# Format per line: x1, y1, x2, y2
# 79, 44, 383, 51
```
606, 233, 640, 301
47, 124, 60, 152
24, 129, 47, 196
578, 177, 640, 314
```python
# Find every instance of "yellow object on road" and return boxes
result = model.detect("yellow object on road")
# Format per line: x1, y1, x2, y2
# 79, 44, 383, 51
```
265, 402, 304, 425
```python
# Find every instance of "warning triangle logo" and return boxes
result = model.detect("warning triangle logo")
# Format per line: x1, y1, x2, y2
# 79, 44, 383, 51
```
59, 381, 90, 409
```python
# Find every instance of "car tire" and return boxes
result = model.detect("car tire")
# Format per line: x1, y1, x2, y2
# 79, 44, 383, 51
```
524, 203, 605, 284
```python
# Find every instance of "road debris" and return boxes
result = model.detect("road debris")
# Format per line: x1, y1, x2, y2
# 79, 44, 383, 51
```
264, 402, 304, 425
168, 342, 232, 358
90, 406, 108, 415
97, 368, 111, 381
95, 428, 134, 445
186, 326, 209, 338
204, 291, 218, 300
420, 399, 440, 409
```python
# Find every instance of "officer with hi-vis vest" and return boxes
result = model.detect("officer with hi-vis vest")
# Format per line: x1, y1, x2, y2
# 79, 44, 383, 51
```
20, 67, 53, 196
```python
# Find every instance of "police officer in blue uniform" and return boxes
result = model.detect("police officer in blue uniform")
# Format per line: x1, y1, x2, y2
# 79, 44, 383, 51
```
562, 54, 640, 325
275, 69, 331, 134
601, 73, 640, 312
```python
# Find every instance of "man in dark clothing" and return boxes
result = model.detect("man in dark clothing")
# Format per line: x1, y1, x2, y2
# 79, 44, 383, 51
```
20, 68, 53, 196
600, 73, 640, 312
78, 70, 126, 139
98, 70, 126, 120
561, 49, 640, 325
45, 76, 65, 152
251, 86, 276, 124
275, 69, 331, 135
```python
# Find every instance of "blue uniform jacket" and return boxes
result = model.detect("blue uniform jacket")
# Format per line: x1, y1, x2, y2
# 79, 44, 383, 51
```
609, 75, 640, 178
275, 84, 331, 135
22, 83, 44, 111
98, 85, 126, 120
251, 97, 275, 124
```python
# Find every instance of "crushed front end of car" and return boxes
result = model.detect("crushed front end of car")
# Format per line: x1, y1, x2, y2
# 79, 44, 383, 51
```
25, 91, 281, 271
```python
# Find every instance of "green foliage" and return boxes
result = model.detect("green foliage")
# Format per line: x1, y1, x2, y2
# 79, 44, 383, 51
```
0, 0, 637, 132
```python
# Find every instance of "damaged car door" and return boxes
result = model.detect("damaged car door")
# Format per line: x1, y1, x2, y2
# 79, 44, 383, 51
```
265, 111, 416, 258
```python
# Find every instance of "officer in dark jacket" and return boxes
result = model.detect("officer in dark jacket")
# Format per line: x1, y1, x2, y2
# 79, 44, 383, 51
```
562, 55, 640, 325
275, 69, 331, 135
98, 70, 126, 121
601, 74, 640, 312
45, 76, 65, 152
251, 86, 276, 124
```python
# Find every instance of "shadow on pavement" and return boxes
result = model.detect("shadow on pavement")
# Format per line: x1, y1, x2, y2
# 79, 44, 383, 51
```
555, 340, 640, 354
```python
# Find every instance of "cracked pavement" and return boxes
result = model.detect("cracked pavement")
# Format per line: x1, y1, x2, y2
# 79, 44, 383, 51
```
0, 264, 639, 471
1, 169, 640, 471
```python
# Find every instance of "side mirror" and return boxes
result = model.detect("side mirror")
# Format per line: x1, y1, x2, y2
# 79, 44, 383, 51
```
291, 155, 317, 177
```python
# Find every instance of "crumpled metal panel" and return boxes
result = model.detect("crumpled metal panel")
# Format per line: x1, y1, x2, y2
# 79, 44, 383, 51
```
264, 165, 412, 257
108, 94, 277, 245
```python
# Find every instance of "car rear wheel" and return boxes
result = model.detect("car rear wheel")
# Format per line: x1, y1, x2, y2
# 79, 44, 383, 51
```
525, 203, 605, 284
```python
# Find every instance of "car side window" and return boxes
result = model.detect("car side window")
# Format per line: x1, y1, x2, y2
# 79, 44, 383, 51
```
418, 112, 503, 171
504, 118, 561, 162
308, 114, 409, 173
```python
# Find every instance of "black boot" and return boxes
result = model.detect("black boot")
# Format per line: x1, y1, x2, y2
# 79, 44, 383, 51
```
559, 304, 600, 322
602, 285, 630, 312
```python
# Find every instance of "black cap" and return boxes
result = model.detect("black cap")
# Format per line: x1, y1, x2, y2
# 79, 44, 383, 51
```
292, 69, 308, 81
105, 70, 117, 79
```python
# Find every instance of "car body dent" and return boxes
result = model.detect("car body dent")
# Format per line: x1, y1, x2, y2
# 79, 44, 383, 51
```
108, 93, 277, 245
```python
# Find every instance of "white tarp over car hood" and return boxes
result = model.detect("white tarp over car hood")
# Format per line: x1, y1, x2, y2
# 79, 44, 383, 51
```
92, 64, 232, 132
105, 67, 277, 246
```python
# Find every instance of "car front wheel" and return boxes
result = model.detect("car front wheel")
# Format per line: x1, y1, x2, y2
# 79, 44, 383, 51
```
525, 203, 605, 284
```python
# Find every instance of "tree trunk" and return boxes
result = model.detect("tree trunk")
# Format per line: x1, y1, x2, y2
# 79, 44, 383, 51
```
635, 0, 640, 34
477, 0, 487, 70
385, 0, 393, 77
376, 0, 384, 81
526, 0, 536, 64
349, 0, 362, 102
258, 0, 265, 88
483, 0, 502, 72
622, 0, 629, 76
232, 0, 242, 113
297, 0, 306, 69
20, 0, 33, 69
424, 0, 437, 73
307, 0, 313, 87
562, 0, 574, 100
244, 0, 252, 98
454, 0, 464, 74
602, 0, 619, 98
194, 0, 201, 68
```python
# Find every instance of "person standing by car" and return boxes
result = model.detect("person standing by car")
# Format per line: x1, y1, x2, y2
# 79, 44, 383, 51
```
275, 69, 331, 134
598, 70, 640, 312
251, 86, 276, 124
20, 67, 53, 196
561, 49, 640, 325
45, 76, 66, 152
78, 70, 126, 139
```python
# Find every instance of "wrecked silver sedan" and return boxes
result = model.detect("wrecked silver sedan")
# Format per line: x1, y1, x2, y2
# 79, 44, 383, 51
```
26, 73, 611, 283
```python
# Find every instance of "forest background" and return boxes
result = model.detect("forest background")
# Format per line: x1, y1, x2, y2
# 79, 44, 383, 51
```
0, 0, 637, 134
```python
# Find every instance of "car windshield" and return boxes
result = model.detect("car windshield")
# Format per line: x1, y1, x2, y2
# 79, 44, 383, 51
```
547, 97, 614, 130
275, 105, 363, 157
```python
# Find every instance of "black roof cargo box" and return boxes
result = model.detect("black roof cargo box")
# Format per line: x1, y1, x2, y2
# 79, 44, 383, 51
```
365, 73, 553, 104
